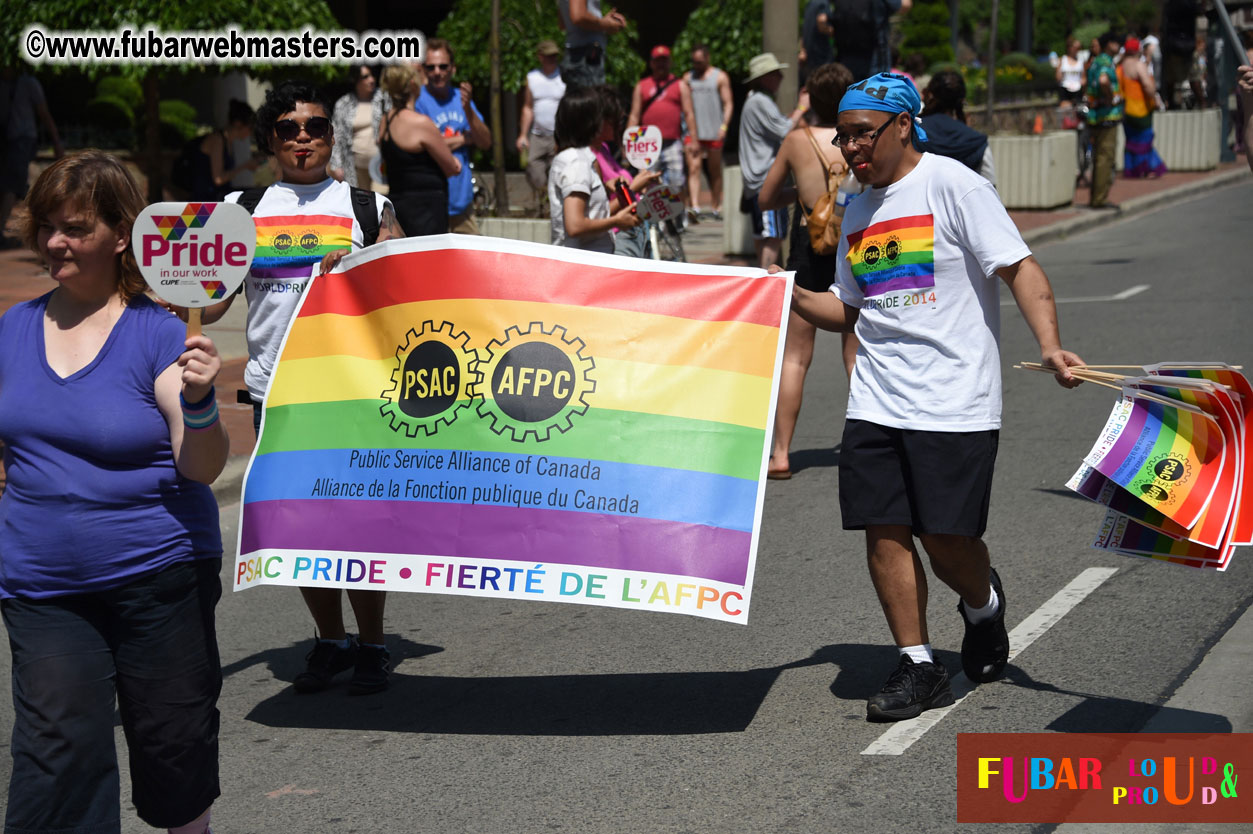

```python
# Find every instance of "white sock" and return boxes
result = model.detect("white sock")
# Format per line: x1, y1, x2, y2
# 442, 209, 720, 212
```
899, 644, 933, 664
965, 586, 1000, 625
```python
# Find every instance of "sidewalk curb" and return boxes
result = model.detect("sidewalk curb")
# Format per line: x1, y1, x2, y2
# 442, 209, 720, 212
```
1021, 167, 1252, 247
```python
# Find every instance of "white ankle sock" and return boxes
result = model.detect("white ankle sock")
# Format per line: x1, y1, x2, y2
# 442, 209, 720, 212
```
899, 644, 933, 664
965, 586, 999, 624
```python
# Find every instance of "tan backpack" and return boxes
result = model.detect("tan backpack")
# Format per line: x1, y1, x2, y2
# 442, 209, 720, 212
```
802, 127, 846, 256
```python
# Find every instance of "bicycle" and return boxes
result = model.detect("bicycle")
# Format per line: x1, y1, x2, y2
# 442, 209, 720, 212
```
1068, 101, 1093, 187
469, 161, 496, 215
651, 217, 686, 262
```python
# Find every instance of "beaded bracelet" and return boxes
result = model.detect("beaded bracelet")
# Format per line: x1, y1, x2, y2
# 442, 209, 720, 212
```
181, 388, 220, 431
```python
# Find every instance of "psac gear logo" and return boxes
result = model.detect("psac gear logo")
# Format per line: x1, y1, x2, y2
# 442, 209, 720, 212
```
379, 321, 482, 437
472, 322, 596, 443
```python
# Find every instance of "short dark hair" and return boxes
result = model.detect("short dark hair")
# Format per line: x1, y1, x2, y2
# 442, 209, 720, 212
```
227, 98, 254, 127
692, 44, 710, 57
807, 62, 853, 124
426, 38, 453, 63
594, 84, 625, 134
1099, 31, 1122, 50
254, 81, 332, 156
924, 70, 967, 121
555, 86, 605, 150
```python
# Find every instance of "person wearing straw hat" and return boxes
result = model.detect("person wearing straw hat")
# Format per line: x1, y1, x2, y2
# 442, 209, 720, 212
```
790, 72, 1085, 722
738, 52, 809, 269
518, 40, 567, 209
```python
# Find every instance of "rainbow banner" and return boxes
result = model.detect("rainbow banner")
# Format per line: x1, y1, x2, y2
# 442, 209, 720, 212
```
234, 236, 791, 623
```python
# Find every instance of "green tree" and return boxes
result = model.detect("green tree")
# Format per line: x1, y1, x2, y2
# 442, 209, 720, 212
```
4, 1, 343, 199
438, 0, 645, 91
899, 0, 954, 67
673, 0, 763, 81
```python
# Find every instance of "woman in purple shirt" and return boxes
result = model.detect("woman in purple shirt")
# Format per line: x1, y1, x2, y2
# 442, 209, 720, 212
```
0, 152, 228, 834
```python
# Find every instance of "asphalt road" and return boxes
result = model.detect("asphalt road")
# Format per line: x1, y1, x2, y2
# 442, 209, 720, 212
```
2, 181, 1251, 833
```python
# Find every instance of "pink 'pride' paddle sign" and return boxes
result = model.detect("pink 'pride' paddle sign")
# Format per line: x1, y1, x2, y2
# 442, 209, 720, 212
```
131, 201, 255, 337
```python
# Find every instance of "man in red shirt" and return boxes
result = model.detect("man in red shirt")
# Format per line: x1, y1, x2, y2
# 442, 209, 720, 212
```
628, 45, 699, 221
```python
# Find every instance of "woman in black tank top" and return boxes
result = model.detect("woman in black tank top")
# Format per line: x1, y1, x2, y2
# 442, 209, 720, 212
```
377, 65, 463, 236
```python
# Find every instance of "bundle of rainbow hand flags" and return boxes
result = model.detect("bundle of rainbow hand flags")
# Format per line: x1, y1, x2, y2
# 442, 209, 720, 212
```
1023, 362, 1250, 570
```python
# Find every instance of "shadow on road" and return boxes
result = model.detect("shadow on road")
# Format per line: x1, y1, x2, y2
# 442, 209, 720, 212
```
230, 641, 1228, 736
786, 444, 840, 476
1003, 667, 1233, 733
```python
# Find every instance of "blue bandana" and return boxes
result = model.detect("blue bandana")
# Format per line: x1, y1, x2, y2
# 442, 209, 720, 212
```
838, 73, 929, 142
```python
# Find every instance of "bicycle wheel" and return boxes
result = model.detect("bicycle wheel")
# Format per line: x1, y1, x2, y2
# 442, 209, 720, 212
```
1075, 128, 1092, 186
657, 218, 685, 262
473, 179, 496, 215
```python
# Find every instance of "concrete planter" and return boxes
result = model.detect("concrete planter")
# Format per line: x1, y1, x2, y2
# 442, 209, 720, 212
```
477, 217, 551, 245
721, 165, 756, 257
1152, 108, 1220, 171
987, 130, 1078, 209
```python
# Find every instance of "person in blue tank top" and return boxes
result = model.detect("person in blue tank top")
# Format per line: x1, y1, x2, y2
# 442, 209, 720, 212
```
416, 38, 492, 234
0, 151, 229, 834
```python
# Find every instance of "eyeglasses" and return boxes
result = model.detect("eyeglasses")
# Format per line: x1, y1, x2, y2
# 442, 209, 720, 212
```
833, 114, 898, 150
423, 63, 451, 72
273, 117, 331, 142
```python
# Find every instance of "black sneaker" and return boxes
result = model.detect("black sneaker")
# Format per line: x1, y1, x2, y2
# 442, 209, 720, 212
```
958, 567, 1010, 684
348, 644, 391, 695
293, 635, 358, 694
867, 655, 955, 722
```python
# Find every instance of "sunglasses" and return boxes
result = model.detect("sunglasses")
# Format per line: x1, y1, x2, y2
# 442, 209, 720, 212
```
273, 117, 331, 142
424, 63, 451, 72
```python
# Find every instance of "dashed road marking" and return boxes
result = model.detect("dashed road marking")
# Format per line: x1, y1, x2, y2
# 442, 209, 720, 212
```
1002, 284, 1150, 306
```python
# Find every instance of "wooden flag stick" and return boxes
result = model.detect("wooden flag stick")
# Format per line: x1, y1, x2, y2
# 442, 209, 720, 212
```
1078, 363, 1243, 371
187, 306, 202, 339
1013, 363, 1124, 391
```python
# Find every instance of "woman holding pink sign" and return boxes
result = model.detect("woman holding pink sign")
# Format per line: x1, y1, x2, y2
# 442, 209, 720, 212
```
0, 151, 228, 834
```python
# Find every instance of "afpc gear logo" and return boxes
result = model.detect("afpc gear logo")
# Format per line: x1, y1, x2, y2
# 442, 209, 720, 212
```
473, 323, 595, 442
379, 321, 481, 437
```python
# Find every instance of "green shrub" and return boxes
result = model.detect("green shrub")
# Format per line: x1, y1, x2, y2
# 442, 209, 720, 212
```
159, 99, 200, 143
899, 0, 955, 67
95, 76, 143, 112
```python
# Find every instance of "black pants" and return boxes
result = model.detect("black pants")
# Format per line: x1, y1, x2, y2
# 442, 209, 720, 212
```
3, 559, 223, 832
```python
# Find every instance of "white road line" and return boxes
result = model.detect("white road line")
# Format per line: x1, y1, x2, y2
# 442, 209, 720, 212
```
861, 566, 1119, 756
1000, 284, 1150, 306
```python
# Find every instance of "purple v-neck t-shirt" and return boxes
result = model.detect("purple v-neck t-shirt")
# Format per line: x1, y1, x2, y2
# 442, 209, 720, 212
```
0, 292, 220, 599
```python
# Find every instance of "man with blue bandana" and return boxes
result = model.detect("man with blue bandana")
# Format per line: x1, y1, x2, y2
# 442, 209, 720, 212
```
790, 73, 1085, 722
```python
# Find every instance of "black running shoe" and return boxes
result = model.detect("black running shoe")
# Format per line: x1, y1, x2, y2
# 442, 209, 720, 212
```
293, 635, 358, 693
958, 567, 1009, 684
348, 644, 392, 695
866, 655, 955, 722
